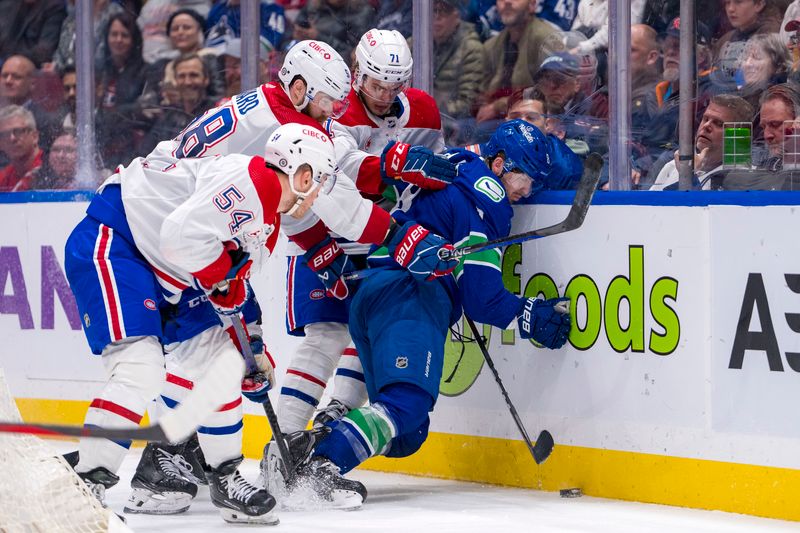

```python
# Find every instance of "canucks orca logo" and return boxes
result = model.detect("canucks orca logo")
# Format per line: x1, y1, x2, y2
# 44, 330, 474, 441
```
474, 176, 506, 203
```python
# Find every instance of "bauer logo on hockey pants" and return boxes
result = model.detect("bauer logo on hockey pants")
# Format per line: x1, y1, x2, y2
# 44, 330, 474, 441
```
396, 356, 409, 369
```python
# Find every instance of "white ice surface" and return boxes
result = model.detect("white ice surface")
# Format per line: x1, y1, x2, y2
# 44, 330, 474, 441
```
86, 448, 797, 533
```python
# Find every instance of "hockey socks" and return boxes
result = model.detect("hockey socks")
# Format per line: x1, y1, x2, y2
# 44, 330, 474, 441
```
313, 404, 397, 474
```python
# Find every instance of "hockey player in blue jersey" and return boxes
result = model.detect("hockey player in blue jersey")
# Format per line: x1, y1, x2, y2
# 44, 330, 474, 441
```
271, 119, 578, 508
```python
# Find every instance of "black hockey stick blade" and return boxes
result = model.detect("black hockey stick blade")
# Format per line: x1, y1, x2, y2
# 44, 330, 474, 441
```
0, 420, 168, 441
442, 152, 603, 260
532, 429, 555, 464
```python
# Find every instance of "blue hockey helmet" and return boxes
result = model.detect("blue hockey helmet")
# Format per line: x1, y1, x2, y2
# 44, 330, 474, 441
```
482, 119, 553, 195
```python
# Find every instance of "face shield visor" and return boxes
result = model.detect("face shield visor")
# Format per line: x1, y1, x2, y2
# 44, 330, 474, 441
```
358, 77, 409, 107
310, 91, 349, 120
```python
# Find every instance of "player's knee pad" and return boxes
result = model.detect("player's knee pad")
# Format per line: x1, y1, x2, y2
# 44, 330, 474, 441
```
373, 382, 433, 435
384, 417, 430, 458
101, 335, 165, 401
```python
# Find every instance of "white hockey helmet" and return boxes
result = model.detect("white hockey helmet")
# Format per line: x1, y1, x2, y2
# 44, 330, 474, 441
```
354, 29, 413, 91
279, 40, 351, 118
264, 123, 337, 213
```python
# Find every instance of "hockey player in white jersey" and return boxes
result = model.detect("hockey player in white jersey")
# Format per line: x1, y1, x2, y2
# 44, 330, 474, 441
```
128, 38, 458, 513
64, 124, 337, 525
276, 29, 451, 445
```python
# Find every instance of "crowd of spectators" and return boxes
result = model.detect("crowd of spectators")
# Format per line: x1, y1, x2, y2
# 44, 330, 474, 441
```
2, 0, 800, 192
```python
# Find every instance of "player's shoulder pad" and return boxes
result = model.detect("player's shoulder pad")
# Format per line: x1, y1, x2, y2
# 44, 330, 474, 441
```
446, 148, 513, 239
404, 88, 442, 130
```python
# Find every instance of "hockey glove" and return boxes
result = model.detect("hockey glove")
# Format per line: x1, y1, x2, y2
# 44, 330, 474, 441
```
386, 221, 459, 282
241, 335, 276, 403
304, 236, 354, 300
202, 242, 253, 316
517, 297, 571, 349
380, 141, 456, 191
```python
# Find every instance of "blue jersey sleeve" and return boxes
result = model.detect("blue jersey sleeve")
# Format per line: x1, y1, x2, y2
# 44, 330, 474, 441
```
448, 191, 522, 329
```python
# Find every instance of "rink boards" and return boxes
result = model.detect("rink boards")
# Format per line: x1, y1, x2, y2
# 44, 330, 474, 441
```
1, 190, 799, 521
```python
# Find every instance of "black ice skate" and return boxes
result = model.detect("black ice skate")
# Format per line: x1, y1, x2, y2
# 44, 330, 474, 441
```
78, 467, 120, 506
289, 456, 367, 511
259, 426, 328, 501
124, 441, 200, 515
208, 455, 278, 525
313, 399, 350, 427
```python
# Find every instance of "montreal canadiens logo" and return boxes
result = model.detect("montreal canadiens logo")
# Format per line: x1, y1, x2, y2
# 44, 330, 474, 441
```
309, 289, 326, 300
143, 299, 157, 311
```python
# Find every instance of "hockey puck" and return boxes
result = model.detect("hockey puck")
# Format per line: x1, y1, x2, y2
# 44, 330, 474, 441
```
559, 488, 582, 498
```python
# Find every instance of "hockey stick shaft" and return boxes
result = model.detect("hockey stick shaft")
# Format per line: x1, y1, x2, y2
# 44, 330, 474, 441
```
465, 316, 554, 465
439, 152, 603, 261
227, 316, 295, 483
0, 421, 168, 441
343, 154, 603, 283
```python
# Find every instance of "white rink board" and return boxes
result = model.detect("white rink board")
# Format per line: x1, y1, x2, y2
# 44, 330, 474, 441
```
1, 198, 799, 472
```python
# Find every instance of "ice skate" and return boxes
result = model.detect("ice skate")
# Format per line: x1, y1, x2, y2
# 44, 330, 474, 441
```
313, 399, 350, 427
289, 456, 367, 511
259, 427, 327, 503
123, 441, 199, 515
208, 455, 278, 525
77, 467, 120, 506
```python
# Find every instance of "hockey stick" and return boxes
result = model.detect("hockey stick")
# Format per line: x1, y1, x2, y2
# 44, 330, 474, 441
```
464, 316, 554, 464
226, 315, 295, 484
440, 152, 603, 261
342, 153, 603, 283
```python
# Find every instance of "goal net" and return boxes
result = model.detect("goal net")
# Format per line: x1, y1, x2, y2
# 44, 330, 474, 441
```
0, 370, 131, 532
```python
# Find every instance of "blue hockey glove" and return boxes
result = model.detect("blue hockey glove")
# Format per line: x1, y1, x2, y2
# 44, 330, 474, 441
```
304, 236, 354, 300
517, 297, 571, 349
380, 141, 456, 190
386, 221, 459, 281
240, 335, 276, 403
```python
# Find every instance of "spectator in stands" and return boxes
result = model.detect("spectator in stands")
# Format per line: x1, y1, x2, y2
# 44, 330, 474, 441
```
649, 94, 754, 190
0, 55, 56, 147
45, 0, 124, 74
0, 0, 67, 67
52, 66, 77, 133
474, 0, 557, 124
738, 33, 790, 109
31, 130, 78, 189
642, 18, 714, 156
714, 0, 781, 86
427, 0, 485, 144
784, 18, 800, 78
205, 0, 289, 54
506, 87, 590, 155
0, 105, 42, 192
95, 13, 148, 169
141, 8, 224, 115
464, 0, 502, 42
137, 0, 211, 64
570, 0, 645, 55
718, 83, 800, 190
139, 54, 218, 155
630, 24, 660, 141
536, 0, 577, 32
293, 0, 374, 59
375, 0, 413, 36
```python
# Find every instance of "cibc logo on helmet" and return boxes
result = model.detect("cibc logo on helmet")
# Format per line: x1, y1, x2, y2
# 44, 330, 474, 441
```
308, 41, 332, 60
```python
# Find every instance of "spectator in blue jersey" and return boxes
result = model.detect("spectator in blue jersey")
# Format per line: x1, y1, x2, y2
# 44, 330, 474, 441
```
292, 0, 374, 59
266, 120, 578, 504
465, 0, 502, 41
374, 0, 412, 36
536, 0, 578, 32
206, 0, 289, 53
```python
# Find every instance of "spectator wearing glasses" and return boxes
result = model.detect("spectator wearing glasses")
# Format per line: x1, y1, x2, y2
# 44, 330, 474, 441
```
31, 130, 80, 190
648, 94, 754, 190
0, 105, 42, 192
0, 55, 56, 148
